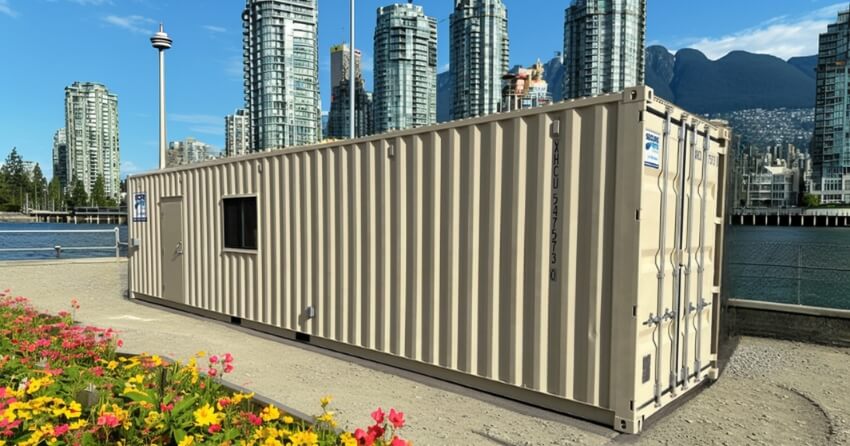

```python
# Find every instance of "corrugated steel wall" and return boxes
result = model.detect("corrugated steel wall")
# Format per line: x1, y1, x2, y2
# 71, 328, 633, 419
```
128, 88, 728, 432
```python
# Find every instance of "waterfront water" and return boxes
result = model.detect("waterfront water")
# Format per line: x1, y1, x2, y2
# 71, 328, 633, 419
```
726, 226, 850, 310
0, 222, 128, 260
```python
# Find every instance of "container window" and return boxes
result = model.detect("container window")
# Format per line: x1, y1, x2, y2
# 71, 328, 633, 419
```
223, 197, 257, 250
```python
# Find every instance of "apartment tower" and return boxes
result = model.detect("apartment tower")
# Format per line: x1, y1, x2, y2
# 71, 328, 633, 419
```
450, 0, 509, 120
373, 3, 437, 133
64, 82, 120, 199
562, 0, 646, 99
243, 0, 321, 150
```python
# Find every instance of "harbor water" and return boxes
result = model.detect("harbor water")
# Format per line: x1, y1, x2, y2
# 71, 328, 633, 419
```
0, 222, 128, 261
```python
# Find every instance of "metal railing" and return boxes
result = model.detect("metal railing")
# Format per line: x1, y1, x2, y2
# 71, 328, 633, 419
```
0, 227, 125, 259
726, 241, 850, 311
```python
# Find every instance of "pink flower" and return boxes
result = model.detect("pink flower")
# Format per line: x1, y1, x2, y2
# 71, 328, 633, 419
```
390, 438, 408, 446
388, 408, 405, 429
371, 407, 385, 424
224, 364, 234, 374
116, 339, 123, 347
209, 355, 219, 364
208, 367, 218, 377
223, 353, 234, 363
208, 423, 222, 433
97, 413, 120, 428
54, 424, 70, 436
160, 403, 174, 412
246, 413, 263, 426
367, 423, 385, 439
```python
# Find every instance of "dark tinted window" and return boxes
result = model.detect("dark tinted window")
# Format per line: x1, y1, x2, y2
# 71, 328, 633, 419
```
223, 197, 257, 250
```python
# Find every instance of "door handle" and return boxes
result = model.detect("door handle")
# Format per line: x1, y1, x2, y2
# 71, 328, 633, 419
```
175, 241, 183, 255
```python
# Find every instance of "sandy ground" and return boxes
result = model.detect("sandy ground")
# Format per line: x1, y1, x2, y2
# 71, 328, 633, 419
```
2, 259, 849, 445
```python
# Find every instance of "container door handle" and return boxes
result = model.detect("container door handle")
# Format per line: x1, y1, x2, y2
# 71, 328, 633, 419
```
175, 241, 183, 255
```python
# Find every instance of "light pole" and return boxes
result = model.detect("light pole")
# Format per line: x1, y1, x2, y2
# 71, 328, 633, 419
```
350, 0, 355, 139
151, 24, 172, 169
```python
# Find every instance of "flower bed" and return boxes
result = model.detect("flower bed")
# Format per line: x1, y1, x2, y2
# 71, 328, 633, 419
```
0, 291, 410, 446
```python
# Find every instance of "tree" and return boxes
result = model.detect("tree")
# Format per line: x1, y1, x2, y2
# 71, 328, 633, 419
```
31, 163, 46, 209
67, 176, 88, 209
0, 147, 31, 212
47, 176, 64, 211
92, 174, 108, 207
803, 193, 820, 208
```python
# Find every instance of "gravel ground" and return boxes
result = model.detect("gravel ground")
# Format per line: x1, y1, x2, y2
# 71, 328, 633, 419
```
3, 260, 849, 445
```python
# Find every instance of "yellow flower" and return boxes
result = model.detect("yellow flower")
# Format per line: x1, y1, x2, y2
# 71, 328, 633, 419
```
262, 438, 283, 446
282, 415, 294, 424
144, 411, 161, 427
319, 395, 332, 408
316, 412, 336, 428
193, 403, 221, 427
106, 360, 119, 370
26, 376, 53, 394
0, 439, 6, 446
339, 432, 357, 446
69, 419, 87, 430
177, 436, 194, 446
128, 374, 145, 385
196, 351, 207, 358
287, 431, 319, 446
232, 392, 255, 404
65, 401, 82, 419
260, 405, 280, 422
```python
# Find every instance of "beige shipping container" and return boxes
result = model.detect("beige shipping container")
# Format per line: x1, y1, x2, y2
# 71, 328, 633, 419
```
127, 86, 729, 433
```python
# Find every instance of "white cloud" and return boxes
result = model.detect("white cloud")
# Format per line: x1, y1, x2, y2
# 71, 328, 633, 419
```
204, 25, 226, 33
121, 161, 141, 175
103, 14, 155, 34
678, 3, 847, 60
188, 126, 225, 136
170, 114, 222, 126
0, 0, 18, 18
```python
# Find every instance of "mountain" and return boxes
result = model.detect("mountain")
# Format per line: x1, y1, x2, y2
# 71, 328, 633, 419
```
788, 55, 817, 80
436, 46, 816, 120
645, 46, 815, 114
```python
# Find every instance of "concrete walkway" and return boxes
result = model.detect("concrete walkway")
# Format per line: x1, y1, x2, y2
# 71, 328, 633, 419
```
2, 260, 849, 445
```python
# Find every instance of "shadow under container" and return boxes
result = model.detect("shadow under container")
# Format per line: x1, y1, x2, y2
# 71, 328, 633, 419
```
127, 86, 730, 433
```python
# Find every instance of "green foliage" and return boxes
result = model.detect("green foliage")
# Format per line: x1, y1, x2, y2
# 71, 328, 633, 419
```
0, 147, 32, 211
68, 176, 89, 208
803, 193, 821, 208
48, 176, 65, 210
92, 174, 108, 207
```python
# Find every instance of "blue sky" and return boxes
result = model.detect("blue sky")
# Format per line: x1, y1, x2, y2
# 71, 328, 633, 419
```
0, 0, 844, 179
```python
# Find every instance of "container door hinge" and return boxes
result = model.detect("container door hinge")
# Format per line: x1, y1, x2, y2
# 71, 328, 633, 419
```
550, 119, 561, 138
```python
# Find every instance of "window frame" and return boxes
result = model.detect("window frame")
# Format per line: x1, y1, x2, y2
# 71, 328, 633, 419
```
221, 194, 259, 253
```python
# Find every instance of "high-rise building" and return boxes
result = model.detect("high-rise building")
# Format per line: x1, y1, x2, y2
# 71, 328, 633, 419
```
52, 128, 69, 190
450, 0, 509, 120
225, 109, 251, 157
500, 60, 552, 112
330, 43, 362, 93
562, 0, 646, 99
373, 3, 437, 133
327, 43, 372, 139
812, 8, 850, 203
167, 137, 218, 167
64, 82, 120, 199
243, 0, 321, 151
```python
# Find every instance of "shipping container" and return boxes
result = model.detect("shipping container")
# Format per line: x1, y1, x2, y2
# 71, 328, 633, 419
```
127, 86, 730, 433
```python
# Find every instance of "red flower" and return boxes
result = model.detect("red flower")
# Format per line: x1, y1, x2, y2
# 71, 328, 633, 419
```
388, 408, 405, 429
371, 407, 385, 424
97, 413, 120, 428
223, 353, 234, 363
224, 364, 234, 374
367, 423, 385, 438
209, 355, 219, 364
390, 438, 409, 446
217, 397, 231, 408
354, 428, 376, 446
116, 339, 123, 347
208, 423, 222, 434
160, 403, 174, 412
208, 367, 218, 377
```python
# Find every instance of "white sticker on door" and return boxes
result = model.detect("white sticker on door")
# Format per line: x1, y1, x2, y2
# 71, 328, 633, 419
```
644, 130, 660, 169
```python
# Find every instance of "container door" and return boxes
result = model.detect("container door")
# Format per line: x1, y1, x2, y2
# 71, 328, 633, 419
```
160, 197, 184, 303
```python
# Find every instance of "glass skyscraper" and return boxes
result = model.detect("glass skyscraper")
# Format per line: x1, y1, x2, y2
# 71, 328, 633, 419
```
64, 82, 120, 199
562, 0, 646, 100
450, 0, 509, 120
327, 44, 373, 139
373, 3, 437, 133
812, 8, 850, 202
243, 0, 321, 151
